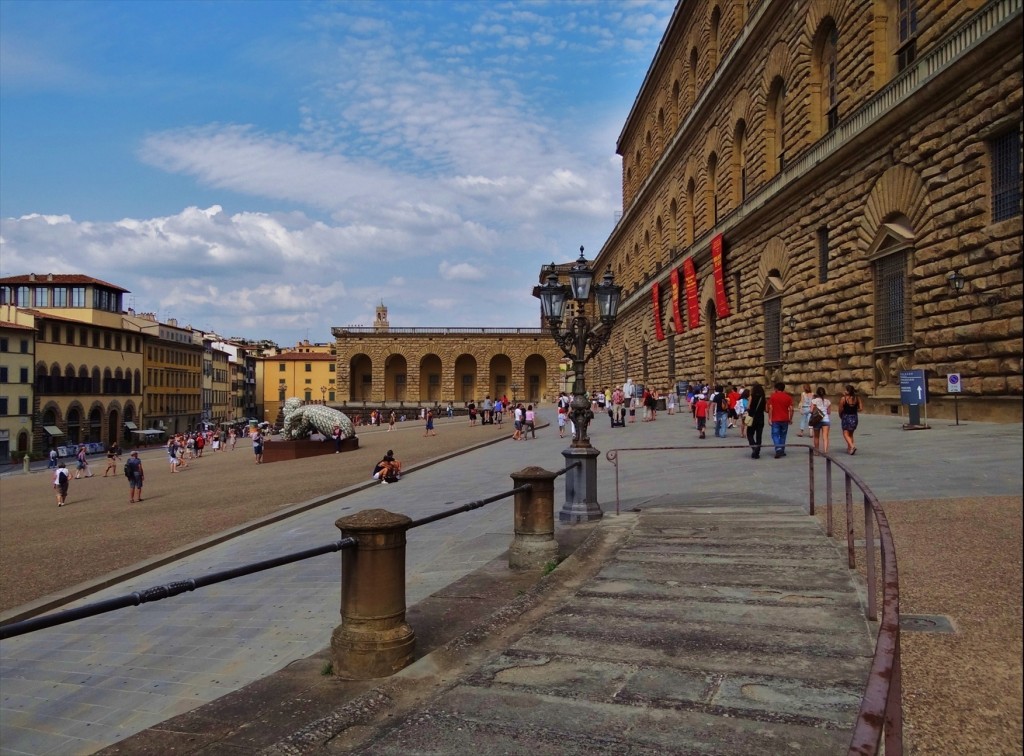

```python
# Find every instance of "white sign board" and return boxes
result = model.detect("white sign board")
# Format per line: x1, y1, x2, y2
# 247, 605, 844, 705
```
947, 373, 962, 393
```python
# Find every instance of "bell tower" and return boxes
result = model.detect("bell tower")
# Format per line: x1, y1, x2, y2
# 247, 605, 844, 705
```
374, 301, 389, 332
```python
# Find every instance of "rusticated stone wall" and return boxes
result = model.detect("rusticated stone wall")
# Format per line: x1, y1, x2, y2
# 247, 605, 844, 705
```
589, 0, 1022, 423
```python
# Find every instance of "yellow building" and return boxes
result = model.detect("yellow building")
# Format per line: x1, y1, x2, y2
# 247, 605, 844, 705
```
123, 311, 203, 437
0, 274, 145, 447
258, 346, 337, 426
586, 0, 1022, 422
0, 310, 36, 462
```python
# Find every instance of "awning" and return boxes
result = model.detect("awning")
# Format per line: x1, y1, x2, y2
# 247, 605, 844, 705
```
124, 421, 138, 430
43, 425, 64, 436
131, 429, 165, 436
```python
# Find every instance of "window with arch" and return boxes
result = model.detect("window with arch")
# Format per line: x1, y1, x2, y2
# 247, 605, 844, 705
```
672, 80, 681, 122
766, 76, 786, 175
688, 47, 699, 104
811, 21, 840, 138
869, 219, 915, 348
685, 178, 696, 243
645, 131, 652, 171
669, 198, 679, 248
709, 6, 721, 70
732, 119, 748, 203
657, 108, 665, 147
706, 152, 719, 225
762, 274, 784, 364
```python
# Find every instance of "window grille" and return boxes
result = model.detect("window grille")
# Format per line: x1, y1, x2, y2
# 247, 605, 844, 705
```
874, 251, 909, 347
763, 297, 782, 363
991, 129, 1022, 222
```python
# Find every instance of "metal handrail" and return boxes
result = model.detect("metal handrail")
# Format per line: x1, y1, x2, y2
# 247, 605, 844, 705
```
0, 538, 355, 640
407, 461, 580, 529
605, 443, 901, 756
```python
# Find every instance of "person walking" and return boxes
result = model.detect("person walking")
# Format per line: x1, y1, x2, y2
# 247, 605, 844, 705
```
694, 393, 709, 439
252, 428, 264, 464
745, 383, 767, 458
228, 427, 237, 451
125, 451, 145, 503
810, 386, 832, 453
48, 448, 58, 469
388, 410, 396, 432
623, 378, 636, 423
766, 382, 795, 458
423, 409, 436, 436
53, 462, 70, 507
525, 404, 536, 439
735, 388, 749, 436
839, 384, 864, 455
797, 383, 814, 437
74, 445, 93, 479
512, 404, 524, 440
103, 442, 121, 477
711, 385, 729, 438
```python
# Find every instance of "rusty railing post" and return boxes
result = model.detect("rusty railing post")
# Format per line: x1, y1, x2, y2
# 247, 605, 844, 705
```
331, 508, 415, 679
509, 467, 558, 570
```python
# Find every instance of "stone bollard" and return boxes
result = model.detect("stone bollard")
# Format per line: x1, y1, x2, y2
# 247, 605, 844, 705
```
509, 466, 558, 570
23, 455, 31, 474
331, 508, 415, 679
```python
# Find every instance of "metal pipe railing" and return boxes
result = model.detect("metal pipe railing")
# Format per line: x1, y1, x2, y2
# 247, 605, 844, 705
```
0, 538, 355, 640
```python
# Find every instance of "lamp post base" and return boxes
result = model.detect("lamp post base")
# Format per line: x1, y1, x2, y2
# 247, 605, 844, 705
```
559, 445, 602, 522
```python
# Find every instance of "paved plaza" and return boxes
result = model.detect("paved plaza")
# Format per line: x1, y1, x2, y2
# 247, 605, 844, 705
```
0, 408, 1021, 754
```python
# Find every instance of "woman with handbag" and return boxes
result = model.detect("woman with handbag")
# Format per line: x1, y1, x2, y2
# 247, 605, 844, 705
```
810, 386, 831, 453
839, 384, 863, 455
797, 383, 814, 437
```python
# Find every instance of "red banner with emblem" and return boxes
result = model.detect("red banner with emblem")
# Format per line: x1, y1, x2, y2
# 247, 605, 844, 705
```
711, 233, 730, 317
683, 257, 700, 328
652, 281, 665, 341
670, 267, 685, 333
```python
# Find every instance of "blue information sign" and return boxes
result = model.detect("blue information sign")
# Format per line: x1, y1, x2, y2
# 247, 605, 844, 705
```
899, 369, 927, 405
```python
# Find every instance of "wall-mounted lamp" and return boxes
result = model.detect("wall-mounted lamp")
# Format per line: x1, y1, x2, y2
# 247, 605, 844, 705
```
786, 315, 797, 329
947, 270, 966, 297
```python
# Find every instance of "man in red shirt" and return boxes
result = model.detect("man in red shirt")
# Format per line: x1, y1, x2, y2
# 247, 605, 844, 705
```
766, 382, 795, 458
726, 386, 741, 428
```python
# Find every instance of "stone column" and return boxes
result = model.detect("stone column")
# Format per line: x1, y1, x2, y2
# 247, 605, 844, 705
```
509, 466, 558, 569
331, 509, 415, 679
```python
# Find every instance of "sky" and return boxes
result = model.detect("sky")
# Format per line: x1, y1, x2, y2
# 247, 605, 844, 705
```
0, 0, 674, 346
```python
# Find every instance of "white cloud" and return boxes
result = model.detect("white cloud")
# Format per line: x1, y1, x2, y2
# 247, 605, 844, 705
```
439, 260, 485, 281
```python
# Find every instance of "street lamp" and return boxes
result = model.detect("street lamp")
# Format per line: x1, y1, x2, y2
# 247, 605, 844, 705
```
320, 385, 327, 404
536, 246, 622, 523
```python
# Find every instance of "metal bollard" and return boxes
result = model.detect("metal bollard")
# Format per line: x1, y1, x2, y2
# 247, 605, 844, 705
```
509, 466, 558, 570
23, 455, 30, 474
330, 508, 415, 679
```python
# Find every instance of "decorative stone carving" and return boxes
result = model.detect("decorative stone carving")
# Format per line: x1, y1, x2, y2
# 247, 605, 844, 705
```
281, 397, 355, 440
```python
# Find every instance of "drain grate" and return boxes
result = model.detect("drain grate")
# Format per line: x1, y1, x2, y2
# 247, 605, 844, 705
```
900, 614, 956, 634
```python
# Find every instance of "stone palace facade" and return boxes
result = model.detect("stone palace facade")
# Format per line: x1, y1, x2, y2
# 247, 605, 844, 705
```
584, 0, 1022, 422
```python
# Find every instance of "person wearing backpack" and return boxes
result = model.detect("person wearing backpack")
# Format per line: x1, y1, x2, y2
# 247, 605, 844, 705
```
53, 462, 70, 507
124, 451, 145, 503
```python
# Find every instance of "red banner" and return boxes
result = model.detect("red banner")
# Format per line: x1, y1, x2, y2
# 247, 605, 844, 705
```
711, 233, 730, 317
652, 282, 665, 341
683, 257, 700, 328
669, 267, 685, 333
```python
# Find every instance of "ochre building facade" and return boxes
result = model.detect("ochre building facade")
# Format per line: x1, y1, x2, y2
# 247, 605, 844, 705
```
586, 0, 1022, 422
331, 305, 564, 407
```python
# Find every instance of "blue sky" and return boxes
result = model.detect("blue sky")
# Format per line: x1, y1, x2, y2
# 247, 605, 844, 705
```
1, 0, 674, 345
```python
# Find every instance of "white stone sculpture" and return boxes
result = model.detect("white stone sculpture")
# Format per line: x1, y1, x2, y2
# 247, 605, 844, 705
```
281, 397, 356, 440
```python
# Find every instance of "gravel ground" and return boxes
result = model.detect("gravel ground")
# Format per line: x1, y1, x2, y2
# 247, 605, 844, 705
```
814, 496, 1023, 755
0, 416, 511, 612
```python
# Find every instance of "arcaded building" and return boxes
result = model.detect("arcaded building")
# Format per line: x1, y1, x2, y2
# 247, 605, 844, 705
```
331, 304, 564, 406
586, 0, 1022, 422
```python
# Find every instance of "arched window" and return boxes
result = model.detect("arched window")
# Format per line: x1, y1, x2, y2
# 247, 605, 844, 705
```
766, 76, 786, 176
707, 152, 719, 225
709, 6, 721, 70
688, 47, 699, 104
732, 120, 748, 203
685, 178, 697, 244
672, 80, 681, 123
669, 198, 679, 248
811, 21, 840, 138
868, 217, 915, 348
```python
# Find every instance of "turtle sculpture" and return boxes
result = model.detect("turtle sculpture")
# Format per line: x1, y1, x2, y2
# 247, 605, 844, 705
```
281, 397, 356, 441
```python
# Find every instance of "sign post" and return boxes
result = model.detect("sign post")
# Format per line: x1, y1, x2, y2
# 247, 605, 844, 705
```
947, 372, 962, 425
899, 369, 929, 430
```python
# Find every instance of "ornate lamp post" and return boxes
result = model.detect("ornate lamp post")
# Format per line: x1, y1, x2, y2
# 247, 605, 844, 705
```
537, 246, 622, 522
320, 385, 327, 404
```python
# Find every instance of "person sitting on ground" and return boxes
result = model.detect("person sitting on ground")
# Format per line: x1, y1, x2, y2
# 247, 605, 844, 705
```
372, 449, 402, 484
